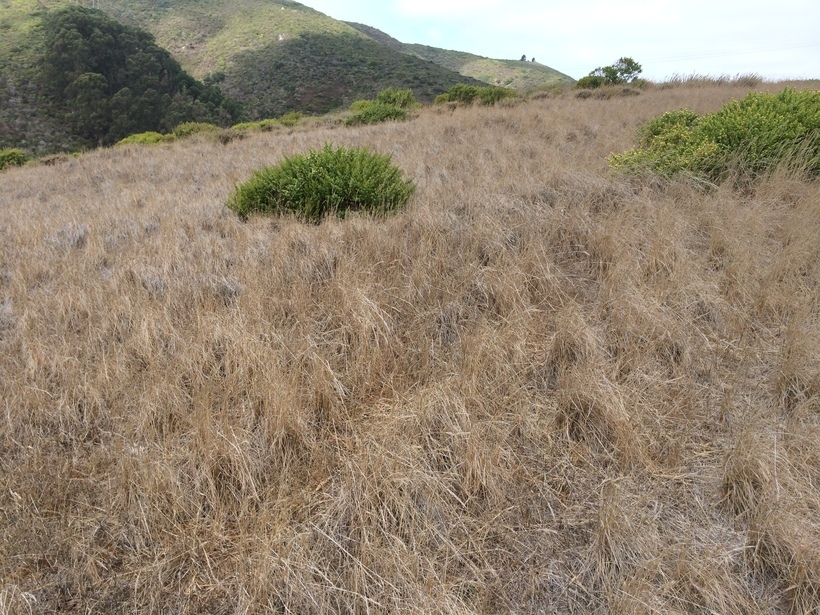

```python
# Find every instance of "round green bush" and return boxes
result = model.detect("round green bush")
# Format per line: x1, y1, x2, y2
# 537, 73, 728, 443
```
227, 144, 416, 223
375, 87, 417, 109
173, 122, 219, 138
345, 102, 408, 126
0, 148, 27, 171
610, 88, 820, 181
116, 132, 174, 146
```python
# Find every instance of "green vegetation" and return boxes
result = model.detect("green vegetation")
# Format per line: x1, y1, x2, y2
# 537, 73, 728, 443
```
173, 122, 220, 138
345, 102, 409, 126
115, 132, 175, 146
224, 32, 480, 119
375, 87, 417, 109
231, 119, 280, 132
610, 88, 820, 180
278, 112, 303, 127
0, 148, 28, 171
435, 84, 517, 106
582, 57, 643, 87
344, 87, 415, 126
227, 144, 415, 222
41, 6, 241, 146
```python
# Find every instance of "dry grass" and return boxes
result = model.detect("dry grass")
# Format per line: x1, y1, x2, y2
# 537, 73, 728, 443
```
1, 83, 818, 613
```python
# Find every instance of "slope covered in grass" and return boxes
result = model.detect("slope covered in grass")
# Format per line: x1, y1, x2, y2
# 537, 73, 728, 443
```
347, 21, 576, 90
0, 81, 818, 613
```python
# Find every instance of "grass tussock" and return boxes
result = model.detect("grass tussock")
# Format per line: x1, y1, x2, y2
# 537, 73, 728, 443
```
0, 81, 818, 613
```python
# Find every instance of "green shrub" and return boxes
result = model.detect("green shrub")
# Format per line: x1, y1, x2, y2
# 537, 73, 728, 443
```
349, 99, 373, 111
0, 148, 27, 171
610, 88, 820, 181
576, 75, 606, 89
173, 122, 219, 138
231, 119, 280, 132
437, 84, 515, 106
446, 84, 481, 105
345, 102, 408, 126
227, 144, 416, 223
477, 86, 516, 106
115, 132, 174, 146
375, 87, 416, 109
278, 112, 302, 127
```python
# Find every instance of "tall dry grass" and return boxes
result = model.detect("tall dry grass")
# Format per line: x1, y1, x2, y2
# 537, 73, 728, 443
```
1, 83, 818, 613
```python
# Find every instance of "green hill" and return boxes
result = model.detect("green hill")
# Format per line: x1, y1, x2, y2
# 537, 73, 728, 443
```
1, 0, 486, 154
346, 22, 575, 91
98, 0, 485, 118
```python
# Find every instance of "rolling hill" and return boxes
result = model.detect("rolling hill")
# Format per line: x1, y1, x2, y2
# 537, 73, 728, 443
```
346, 21, 575, 91
0, 0, 571, 155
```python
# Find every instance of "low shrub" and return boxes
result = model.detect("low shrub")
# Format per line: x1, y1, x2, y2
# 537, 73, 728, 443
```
345, 102, 408, 126
278, 112, 302, 127
116, 132, 174, 146
435, 84, 516, 106
231, 119, 279, 133
0, 148, 27, 171
172, 122, 219, 138
576, 75, 606, 89
610, 88, 820, 181
477, 86, 516, 106
375, 87, 416, 109
227, 144, 415, 223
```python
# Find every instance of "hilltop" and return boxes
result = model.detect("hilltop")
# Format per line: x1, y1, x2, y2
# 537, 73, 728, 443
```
346, 22, 575, 91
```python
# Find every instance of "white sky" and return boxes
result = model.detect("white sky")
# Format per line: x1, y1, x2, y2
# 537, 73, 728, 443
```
298, 0, 820, 81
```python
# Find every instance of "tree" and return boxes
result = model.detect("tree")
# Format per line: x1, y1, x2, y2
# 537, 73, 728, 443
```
41, 5, 241, 145
588, 57, 643, 85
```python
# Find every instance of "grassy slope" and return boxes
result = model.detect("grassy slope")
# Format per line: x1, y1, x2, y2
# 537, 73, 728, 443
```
347, 21, 576, 90
1, 82, 818, 613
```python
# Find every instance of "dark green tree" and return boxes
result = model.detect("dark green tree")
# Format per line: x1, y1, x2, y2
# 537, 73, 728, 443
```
589, 57, 643, 85
41, 6, 241, 145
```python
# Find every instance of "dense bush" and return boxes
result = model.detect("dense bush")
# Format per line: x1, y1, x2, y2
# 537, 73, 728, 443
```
345, 102, 408, 126
0, 148, 27, 171
227, 144, 415, 222
231, 119, 279, 132
610, 88, 820, 180
375, 87, 417, 109
172, 122, 219, 138
435, 84, 516, 106
115, 132, 174, 146
576, 75, 607, 90
278, 112, 302, 127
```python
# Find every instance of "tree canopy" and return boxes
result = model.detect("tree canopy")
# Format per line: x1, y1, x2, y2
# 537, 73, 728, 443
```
41, 6, 241, 145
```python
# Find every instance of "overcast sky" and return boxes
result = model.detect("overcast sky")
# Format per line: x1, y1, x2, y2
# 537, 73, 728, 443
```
299, 0, 819, 81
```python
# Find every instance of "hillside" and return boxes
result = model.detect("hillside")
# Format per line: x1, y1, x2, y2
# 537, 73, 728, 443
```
347, 21, 576, 90
0, 0, 484, 153
99, 0, 485, 118
1, 82, 818, 613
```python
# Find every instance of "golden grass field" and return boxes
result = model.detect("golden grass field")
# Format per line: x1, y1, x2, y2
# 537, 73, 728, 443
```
1, 82, 818, 614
